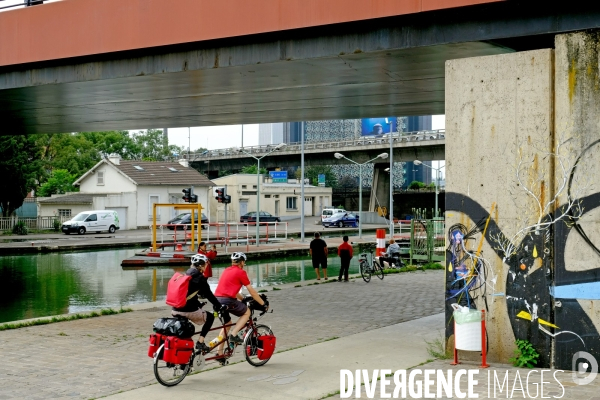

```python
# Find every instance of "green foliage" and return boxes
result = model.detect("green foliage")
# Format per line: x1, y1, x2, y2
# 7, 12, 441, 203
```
12, 221, 28, 235
408, 181, 425, 190
425, 331, 452, 359
52, 219, 61, 232
336, 205, 345, 209
422, 262, 444, 270
305, 165, 338, 188
509, 339, 540, 368
37, 169, 78, 197
0, 307, 133, 331
428, 182, 436, 189
0, 135, 44, 217
241, 164, 267, 174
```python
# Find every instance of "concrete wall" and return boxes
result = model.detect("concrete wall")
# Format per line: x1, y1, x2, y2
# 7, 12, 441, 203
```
446, 34, 600, 369
445, 49, 555, 365
78, 163, 136, 194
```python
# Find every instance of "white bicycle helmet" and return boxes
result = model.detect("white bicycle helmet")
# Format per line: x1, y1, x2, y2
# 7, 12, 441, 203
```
191, 254, 209, 266
231, 252, 247, 262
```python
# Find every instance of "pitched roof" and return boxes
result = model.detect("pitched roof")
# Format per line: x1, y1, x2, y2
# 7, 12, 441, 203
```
75, 159, 214, 187
38, 193, 107, 204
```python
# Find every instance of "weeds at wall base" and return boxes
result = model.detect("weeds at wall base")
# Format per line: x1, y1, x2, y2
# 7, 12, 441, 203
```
0, 308, 133, 331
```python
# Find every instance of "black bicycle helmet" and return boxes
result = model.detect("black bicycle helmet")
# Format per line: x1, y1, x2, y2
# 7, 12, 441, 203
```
231, 252, 247, 262
191, 254, 208, 266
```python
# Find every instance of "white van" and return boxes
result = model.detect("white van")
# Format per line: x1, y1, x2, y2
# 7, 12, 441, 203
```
62, 210, 120, 235
321, 208, 346, 222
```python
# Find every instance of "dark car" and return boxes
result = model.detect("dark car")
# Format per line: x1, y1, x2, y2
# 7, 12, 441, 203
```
240, 211, 281, 225
167, 213, 209, 230
322, 212, 359, 228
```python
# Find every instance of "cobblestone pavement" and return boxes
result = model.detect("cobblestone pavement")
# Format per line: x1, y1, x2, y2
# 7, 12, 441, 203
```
0, 271, 444, 400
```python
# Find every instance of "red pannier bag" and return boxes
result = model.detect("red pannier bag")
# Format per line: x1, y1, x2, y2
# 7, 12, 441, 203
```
148, 333, 164, 358
165, 272, 194, 308
162, 336, 194, 364
257, 335, 276, 360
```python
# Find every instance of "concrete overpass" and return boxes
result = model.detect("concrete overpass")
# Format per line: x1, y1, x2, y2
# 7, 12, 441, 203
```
4, 1, 600, 135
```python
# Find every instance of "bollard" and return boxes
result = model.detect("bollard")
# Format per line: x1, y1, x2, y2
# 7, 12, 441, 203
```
376, 229, 386, 256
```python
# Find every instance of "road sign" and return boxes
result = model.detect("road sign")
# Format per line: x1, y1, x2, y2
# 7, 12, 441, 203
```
318, 174, 326, 187
269, 171, 288, 183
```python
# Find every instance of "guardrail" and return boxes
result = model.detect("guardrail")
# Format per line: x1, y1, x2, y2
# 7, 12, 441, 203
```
0, 216, 70, 231
184, 129, 445, 160
155, 221, 288, 251
0, 0, 46, 11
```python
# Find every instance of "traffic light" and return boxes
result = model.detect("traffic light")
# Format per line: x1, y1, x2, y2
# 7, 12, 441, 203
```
224, 194, 231, 204
215, 187, 224, 203
190, 194, 198, 203
182, 187, 191, 202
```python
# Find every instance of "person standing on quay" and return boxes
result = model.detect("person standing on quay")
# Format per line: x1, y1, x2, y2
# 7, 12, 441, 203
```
337, 235, 353, 282
310, 232, 328, 280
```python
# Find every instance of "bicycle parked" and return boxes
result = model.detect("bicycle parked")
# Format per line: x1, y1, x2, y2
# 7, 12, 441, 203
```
149, 297, 275, 387
357, 243, 384, 282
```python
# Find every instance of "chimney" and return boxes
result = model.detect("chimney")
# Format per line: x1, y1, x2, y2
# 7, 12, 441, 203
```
178, 159, 189, 168
108, 153, 121, 165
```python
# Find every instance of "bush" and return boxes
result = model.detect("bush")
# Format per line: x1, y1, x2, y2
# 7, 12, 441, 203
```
509, 339, 540, 368
408, 181, 425, 190
52, 219, 61, 232
12, 221, 28, 235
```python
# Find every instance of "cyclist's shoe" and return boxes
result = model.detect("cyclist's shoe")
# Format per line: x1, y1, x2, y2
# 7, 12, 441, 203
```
216, 354, 228, 366
229, 333, 244, 345
196, 341, 210, 354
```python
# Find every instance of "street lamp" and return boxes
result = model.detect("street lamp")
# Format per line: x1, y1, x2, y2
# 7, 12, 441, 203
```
385, 118, 394, 236
414, 160, 445, 218
234, 143, 286, 247
334, 152, 388, 238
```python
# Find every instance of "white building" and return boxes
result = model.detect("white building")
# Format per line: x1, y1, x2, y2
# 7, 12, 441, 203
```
37, 156, 214, 229
209, 174, 332, 223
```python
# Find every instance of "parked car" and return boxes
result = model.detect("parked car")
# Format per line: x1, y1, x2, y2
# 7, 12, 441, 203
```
322, 212, 359, 228
240, 211, 281, 225
62, 210, 120, 235
167, 213, 209, 230
321, 208, 346, 222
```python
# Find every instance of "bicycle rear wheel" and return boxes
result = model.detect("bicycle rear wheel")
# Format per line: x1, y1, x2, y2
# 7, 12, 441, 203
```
153, 344, 191, 387
244, 324, 274, 367
374, 260, 384, 280
360, 260, 371, 282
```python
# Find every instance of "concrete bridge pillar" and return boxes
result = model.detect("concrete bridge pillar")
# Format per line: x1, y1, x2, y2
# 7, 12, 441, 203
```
369, 163, 390, 215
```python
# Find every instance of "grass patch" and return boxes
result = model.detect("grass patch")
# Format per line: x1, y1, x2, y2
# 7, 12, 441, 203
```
422, 262, 444, 270
425, 331, 452, 360
0, 307, 133, 331
258, 289, 268, 293
294, 284, 302, 288
272, 287, 281, 291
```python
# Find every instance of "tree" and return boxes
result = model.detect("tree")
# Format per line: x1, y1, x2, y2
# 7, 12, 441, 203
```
37, 169, 78, 197
305, 165, 338, 188
408, 181, 425, 190
130, 129, 173, 161
0, 135, 44, 217
338, 175, 357, 188
241, 164, 267, 174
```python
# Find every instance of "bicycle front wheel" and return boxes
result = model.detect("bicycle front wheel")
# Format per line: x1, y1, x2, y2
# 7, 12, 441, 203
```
374, 260, 384, 280
153, 344, 191, 387
244, 324, 274, 367
360, 260, 371, 282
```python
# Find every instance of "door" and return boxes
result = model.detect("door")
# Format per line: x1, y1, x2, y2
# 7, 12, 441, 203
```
86, 213, 98, 231
274, 200, 280, 217
111, 207, 127, 230
239, 201, 248, 219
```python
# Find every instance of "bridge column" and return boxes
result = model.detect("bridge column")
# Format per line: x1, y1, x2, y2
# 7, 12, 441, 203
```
369, 163, 390, 216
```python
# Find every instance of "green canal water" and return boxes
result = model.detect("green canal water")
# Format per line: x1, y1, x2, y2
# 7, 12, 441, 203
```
0, 248, 361, 323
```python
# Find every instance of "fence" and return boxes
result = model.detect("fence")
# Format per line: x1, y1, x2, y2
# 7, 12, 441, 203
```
0, 216, 70, 231
409, 218, 445, 264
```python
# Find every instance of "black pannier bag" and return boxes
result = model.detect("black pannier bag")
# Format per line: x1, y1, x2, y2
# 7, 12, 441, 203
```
153, 316, 195, 338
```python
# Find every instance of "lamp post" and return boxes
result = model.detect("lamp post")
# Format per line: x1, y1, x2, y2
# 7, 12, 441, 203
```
235, 143, 286, 247
385, 118, 394, 236
334, 152, 388, 238
414, 160, 445, 218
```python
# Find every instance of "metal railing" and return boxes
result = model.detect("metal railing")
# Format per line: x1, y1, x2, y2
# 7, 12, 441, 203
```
184, 129, 445, 161
0, 0, 47, 11
0, 215, 70, 231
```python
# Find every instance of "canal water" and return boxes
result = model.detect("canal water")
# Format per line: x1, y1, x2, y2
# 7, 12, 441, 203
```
0, 248, 362, 324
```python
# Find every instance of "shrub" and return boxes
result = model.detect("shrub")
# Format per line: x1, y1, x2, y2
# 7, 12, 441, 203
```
509, 339, 540, 368
52, 219, 61, 232
12, 221, 28, 235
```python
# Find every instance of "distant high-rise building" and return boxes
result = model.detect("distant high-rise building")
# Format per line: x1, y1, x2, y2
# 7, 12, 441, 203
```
258, 123, 285, 145
402, 116, 432, 188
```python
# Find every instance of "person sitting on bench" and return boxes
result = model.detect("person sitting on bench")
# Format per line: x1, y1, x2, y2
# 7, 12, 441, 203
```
379, 238, 404, 268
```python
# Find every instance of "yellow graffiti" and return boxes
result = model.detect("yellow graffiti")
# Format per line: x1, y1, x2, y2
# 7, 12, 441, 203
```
448, 263, 453, 272
516, 311, 559, 329
533, 245, 538, 258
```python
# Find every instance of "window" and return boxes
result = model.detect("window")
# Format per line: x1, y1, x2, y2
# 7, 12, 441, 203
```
86, 214, 97, 222
241, 191, 257, 195
149, 195, 160, 221
274, 195, 280, 198
97, 171, 104, 185
242, 185, 247, 189
264, 195, 271, 198
286, 197, 297, 210
253, 185, 257, 189
58, 209, 71, 217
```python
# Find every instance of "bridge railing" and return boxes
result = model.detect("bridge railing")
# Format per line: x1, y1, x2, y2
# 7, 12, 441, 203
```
184, 129, 445, 161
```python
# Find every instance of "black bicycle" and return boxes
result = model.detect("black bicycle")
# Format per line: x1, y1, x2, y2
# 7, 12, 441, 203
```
357, 243, 384, 282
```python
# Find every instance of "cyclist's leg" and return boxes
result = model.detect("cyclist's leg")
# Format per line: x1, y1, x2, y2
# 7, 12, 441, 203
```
230, 307, 251, 339
198, 311, 214, 344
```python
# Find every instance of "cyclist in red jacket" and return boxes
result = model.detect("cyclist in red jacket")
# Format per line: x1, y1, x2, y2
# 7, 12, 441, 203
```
197, 241, 217, 278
